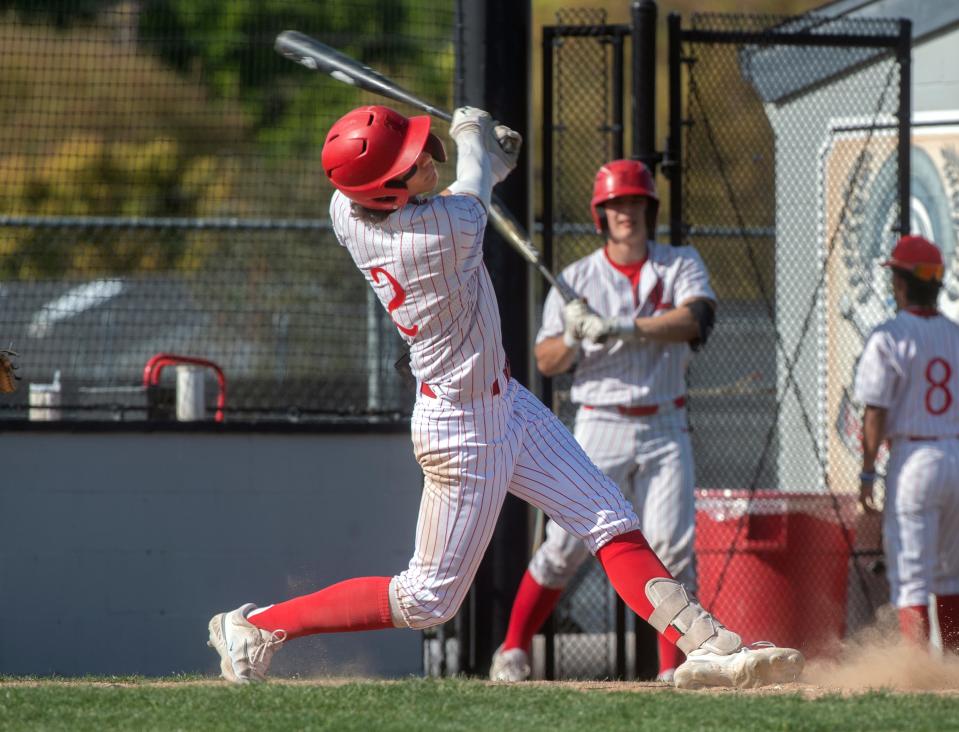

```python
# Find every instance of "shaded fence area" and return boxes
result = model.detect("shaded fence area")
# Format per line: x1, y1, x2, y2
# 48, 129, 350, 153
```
0, 1, 456, 423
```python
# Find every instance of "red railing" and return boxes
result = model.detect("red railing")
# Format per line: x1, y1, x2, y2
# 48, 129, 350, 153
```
143, 353, 226, 423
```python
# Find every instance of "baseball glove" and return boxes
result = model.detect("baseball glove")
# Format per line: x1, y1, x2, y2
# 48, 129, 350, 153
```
0, 349, 21, 394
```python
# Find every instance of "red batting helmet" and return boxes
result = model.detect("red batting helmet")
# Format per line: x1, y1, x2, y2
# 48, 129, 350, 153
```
883, 235, 944, 282
322, 105, 447, 211
590, 159, 659, 234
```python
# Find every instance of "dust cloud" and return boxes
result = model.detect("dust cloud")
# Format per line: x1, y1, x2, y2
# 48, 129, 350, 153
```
804, 607, 959, 692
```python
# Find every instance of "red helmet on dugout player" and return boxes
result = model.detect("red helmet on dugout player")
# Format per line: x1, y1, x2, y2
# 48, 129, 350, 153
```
322, 105, 447, 211
590, 159, 659, 234
883, 235, 944, 282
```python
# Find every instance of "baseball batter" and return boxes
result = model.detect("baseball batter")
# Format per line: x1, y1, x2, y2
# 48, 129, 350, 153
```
491, 160, 714, 683
207, 104, 803, 689
854, 235, 959, 652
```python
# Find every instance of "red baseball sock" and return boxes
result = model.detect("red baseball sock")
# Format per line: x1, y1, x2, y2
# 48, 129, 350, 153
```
246, 576, 394, 640
596, 530, 681, 645
898, 604, 930, 647
502, 570, 564, 651
936, 594, 959, 653
658, 631, 685, 675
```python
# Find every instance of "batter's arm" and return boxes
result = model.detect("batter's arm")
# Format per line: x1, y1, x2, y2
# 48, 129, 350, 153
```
859, 404, 887, 513
629, 297, 716, 343
535, 335, 579, 377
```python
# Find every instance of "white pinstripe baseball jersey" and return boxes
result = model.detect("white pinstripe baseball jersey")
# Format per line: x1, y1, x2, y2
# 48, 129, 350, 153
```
331, 189, 639, 629
854, 309, 959, 439
331, 190, 506, 403
537, 241, 715, 406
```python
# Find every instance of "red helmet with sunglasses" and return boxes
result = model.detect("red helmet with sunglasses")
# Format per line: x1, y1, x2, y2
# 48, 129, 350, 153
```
883, 235, 945, 282
322, 105, 447, 211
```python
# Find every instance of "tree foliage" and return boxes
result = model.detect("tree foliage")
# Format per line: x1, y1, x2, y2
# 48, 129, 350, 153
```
136, 0, 453, 153
0, 1, 455, 278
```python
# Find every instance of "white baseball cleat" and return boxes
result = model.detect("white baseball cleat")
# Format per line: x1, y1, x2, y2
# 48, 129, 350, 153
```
673, 641, 804, 690
207, 603, 287, 683
489, 645, 531, 682
206, 611, 238, 682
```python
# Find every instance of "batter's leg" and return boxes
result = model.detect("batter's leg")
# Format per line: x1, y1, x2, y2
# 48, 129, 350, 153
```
388, 396, 518, 629
507, 384, 803, 688
210, 396, 521, 683
208, 576, 394, 683
497, 407, 635, 665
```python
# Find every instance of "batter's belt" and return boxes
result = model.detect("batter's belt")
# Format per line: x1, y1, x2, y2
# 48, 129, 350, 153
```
419, 360, 511, 399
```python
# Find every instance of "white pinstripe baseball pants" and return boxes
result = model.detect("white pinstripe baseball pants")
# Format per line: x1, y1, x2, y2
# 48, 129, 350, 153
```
884, 437, 959, 608
529, 405, 696, 592
389, 379, 639, 629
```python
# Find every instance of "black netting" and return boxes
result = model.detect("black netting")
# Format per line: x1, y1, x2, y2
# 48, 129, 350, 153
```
0, 1, 455, 423
541, 10, 907, 678
544, 13, 625, 680
684, 13, 903, 654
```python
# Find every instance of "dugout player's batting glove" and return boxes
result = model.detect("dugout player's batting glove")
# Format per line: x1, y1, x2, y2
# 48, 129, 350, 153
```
562, 299, 593, 348
0, 348, 20, 394
579, 315, 637, 344
486, 123, 522, 184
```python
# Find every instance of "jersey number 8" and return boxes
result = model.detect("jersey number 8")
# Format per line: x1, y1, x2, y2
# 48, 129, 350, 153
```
924, 357, 953, 415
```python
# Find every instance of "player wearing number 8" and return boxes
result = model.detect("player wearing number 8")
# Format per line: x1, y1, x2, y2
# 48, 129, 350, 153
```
854, 234, 959, 652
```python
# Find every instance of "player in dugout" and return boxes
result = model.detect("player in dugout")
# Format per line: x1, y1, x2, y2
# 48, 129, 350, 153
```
491, 159, 714, 684
207, 103, 804, 689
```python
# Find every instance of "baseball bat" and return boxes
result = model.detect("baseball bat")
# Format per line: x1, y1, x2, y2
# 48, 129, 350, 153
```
275, 30, 578, 303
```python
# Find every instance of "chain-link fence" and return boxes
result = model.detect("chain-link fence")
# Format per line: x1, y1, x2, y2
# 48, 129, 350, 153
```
0, 1, 456, 424
681, 12, 907, 657
542, 7, 634, 681
540, 10, 909, 678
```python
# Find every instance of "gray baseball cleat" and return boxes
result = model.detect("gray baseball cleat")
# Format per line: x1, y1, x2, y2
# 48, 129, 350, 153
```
489, 644, 531, 682
673, 641, 804, 690
207, 603, 287, 683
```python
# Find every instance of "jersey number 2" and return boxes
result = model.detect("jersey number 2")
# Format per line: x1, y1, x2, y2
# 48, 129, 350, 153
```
370, 267, 419, 337
924, 357, 953, 415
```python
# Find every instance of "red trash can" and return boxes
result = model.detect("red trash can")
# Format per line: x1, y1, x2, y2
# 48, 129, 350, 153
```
695, 489, 858, 658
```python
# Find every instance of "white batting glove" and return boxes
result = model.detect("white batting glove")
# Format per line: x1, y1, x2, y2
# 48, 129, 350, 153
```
579, 315, 637, 344
486, 123, 522, 183
448, 106, 494, 208
562, 299, 594, 348
449, 106, 492, 141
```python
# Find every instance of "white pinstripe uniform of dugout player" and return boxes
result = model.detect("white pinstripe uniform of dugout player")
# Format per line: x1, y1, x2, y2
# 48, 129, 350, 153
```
491, 160, 716, 683
854, 235, 959, 653
206, 104, 803, 689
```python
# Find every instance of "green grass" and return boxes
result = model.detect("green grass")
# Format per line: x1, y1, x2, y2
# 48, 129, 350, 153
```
1, 677, 958, 732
